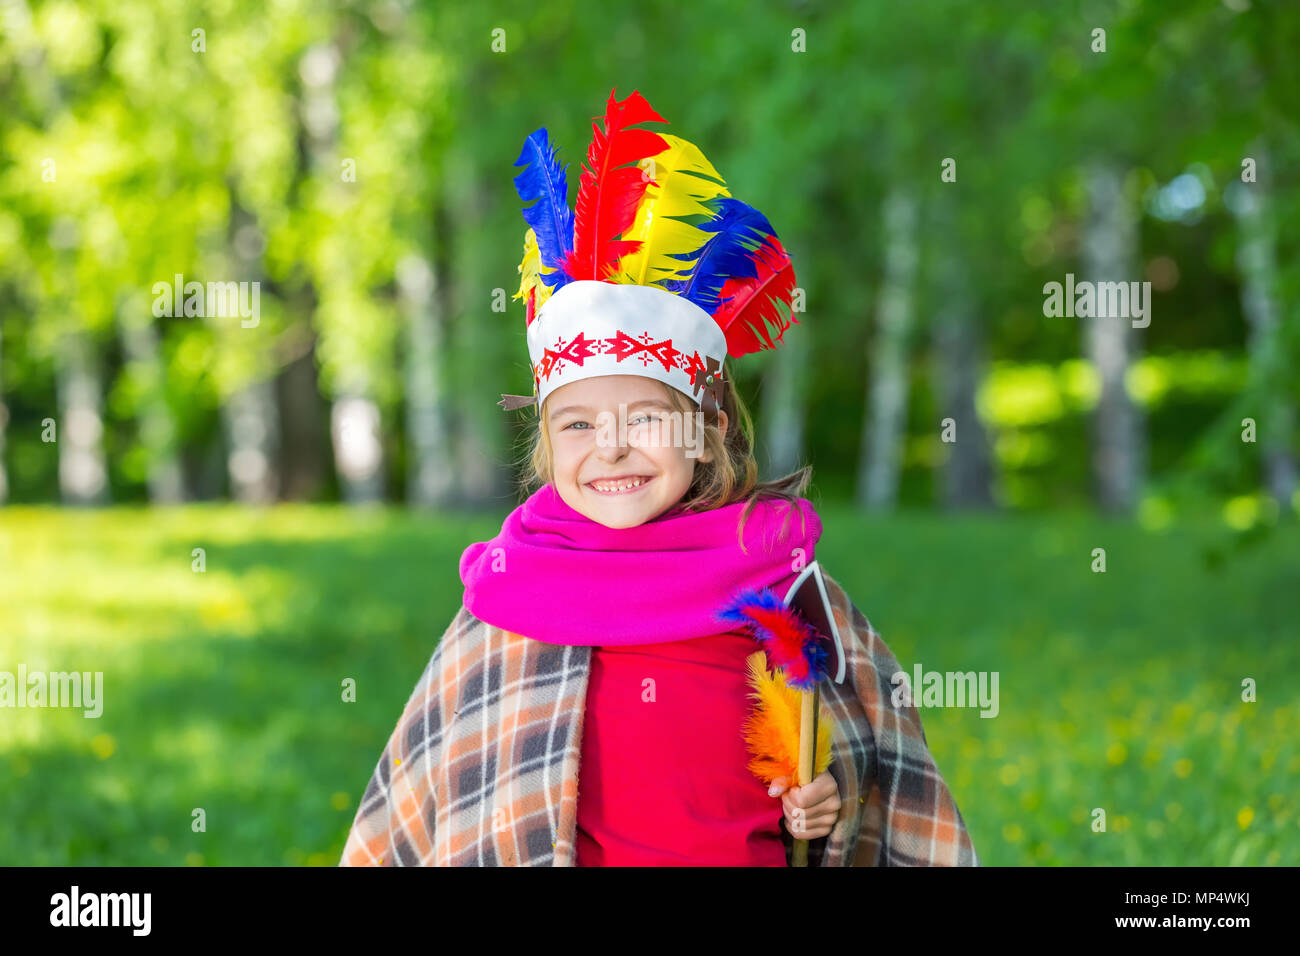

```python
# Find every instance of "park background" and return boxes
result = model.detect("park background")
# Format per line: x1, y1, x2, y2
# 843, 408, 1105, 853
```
1, 0, 1298, 865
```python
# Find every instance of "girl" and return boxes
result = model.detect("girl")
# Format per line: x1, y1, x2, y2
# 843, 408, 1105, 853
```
340, 89, 977, 867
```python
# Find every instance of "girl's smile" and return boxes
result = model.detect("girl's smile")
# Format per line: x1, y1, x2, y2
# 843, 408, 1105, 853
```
586, 474, 655, 495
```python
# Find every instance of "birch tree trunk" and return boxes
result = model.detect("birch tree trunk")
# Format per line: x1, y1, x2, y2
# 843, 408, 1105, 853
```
858, 187, 918, 510
301, 39, 386, 505
444, 149, 507, 507
217, 201, 280, 503
0, 321, 7, 504
54, 328, 108, 505
931, 200, 994, 509
399, 253, 455, 508
118, 296, 185, 502
1082, 161, 1144, 514
1232, 144, 1298, 506
9, 0, 107, 505
759, 312, 809, 480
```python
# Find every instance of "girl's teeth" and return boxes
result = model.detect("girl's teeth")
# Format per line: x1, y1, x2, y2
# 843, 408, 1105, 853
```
594, 478, 645, 492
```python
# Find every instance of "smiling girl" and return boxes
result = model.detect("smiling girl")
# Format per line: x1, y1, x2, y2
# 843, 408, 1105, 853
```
340, 90, 977, 867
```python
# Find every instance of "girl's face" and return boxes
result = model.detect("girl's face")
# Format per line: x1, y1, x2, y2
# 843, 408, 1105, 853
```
545, 374, 727, 529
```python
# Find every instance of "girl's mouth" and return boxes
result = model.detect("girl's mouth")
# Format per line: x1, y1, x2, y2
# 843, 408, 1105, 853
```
586, 475, 654, 496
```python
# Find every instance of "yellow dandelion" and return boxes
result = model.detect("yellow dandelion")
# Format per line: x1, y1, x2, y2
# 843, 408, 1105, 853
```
90, 734, 115, 760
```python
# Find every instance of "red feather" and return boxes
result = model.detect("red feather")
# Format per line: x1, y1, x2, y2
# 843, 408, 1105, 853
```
743, 603, 819, 686
713, 233, 799, 357
561, 89, 670, 282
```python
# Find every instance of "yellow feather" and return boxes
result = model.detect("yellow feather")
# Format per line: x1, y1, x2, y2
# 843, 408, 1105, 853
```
514, 228, 554, 310
615, 134, 732, 288
741, 650, 834, 786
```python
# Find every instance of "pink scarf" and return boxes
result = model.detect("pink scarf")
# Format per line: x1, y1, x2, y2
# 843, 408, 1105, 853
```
458, 483, 822, 646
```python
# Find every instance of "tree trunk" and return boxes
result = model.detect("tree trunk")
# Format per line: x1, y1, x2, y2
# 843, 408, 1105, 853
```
931, 201, 995, 509
330, 389, 385, 504
217, 200, 281, 503
0, 321, 8, 504
399, 254, 455, 508
1232, 143, 1298, 506
301, 39, 386, 505
1082, 161, 1144, 514
760, 314, 808, 481
54, 329, 108, 505
277, 333, 328, 501
118, 297, 185, 502
443, 148, 508, 507
858, 187, 918, 510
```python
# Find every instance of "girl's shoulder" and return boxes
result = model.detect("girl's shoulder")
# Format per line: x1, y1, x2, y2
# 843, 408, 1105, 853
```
422, 605, 587, 694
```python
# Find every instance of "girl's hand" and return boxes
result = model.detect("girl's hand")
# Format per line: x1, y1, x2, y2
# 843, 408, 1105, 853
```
768, 771, 841, 840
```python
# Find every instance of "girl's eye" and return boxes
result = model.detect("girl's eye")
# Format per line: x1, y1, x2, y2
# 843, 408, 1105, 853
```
563, 415, 657, 430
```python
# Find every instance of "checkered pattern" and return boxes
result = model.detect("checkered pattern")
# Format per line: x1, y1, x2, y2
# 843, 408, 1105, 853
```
339, 569, 978, 867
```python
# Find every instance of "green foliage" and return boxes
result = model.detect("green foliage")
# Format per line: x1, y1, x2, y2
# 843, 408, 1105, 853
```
0, 0, 1297, 508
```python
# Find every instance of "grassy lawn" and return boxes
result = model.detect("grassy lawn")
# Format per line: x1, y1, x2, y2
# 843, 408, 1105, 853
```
1, 503, 1296, 865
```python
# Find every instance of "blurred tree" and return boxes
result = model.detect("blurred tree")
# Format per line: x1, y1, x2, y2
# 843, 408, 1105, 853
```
930, 191, 994, 509
859, 186, 918, 510
1081, 159, 1145, 514
1231, 143, 1297, 505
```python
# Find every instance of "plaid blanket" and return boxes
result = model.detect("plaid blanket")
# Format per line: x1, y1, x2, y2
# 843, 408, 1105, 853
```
339, 570, 979, 866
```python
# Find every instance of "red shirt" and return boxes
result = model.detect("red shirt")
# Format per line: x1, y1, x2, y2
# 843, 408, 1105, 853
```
575, 631, 787, 866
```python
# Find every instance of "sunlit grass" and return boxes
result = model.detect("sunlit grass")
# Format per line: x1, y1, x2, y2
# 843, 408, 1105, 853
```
1, 503, 1296, 865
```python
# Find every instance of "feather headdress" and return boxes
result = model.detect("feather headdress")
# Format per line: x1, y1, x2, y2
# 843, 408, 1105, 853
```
502, 88, 800, 415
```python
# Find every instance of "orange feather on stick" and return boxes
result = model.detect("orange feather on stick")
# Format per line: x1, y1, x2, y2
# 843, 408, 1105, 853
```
741, 650, 834, 786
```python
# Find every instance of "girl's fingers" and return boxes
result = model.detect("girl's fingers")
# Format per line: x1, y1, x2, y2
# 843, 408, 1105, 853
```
789, 811, 837, 832
786, 814, 833, 839
782, 790, 841, 817
784, 803, 838, 834
783, 773, 837, 809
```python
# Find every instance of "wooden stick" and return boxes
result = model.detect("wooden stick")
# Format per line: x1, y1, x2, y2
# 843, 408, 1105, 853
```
790, 684, 818, 867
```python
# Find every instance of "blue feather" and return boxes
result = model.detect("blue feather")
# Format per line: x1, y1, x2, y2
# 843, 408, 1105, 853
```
512, 128, 575, 290
671, 197, 777, 314
715, 586, 783, 629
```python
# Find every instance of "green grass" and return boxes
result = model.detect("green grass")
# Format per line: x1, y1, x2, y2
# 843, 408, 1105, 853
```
1, 503, 1296, 865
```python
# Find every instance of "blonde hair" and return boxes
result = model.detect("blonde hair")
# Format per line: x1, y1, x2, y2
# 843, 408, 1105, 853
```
512, 375, 813, 550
